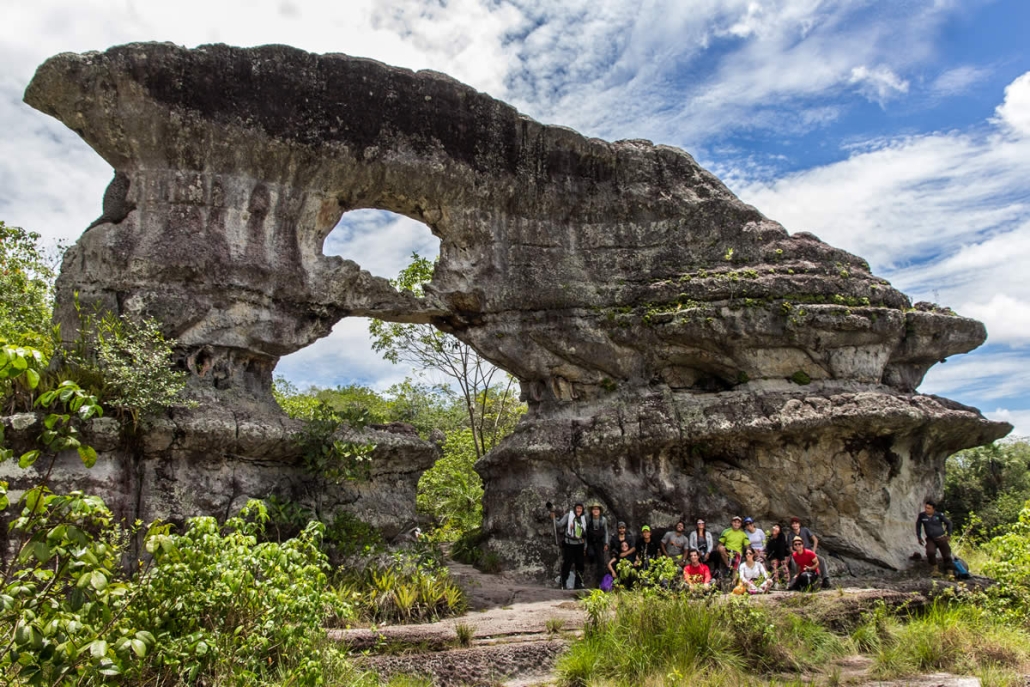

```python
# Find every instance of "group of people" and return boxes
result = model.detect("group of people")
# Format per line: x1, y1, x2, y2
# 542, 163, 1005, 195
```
552, 503, 832, 593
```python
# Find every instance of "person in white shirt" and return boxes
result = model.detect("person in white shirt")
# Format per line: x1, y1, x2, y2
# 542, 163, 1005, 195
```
739, 547, 772, 594
744, 517, 766, 562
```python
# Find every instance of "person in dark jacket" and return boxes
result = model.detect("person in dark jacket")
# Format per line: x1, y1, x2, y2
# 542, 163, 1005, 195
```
766, 523, 790, 588
584, 504, 609, 587
916, 500, 954, 573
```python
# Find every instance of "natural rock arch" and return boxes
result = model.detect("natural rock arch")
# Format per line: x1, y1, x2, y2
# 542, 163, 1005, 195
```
24, 42, 1009, 574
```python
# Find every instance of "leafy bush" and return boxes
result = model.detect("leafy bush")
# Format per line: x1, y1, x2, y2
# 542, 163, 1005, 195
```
331, 545, 466, 625
65, 306, 193, 429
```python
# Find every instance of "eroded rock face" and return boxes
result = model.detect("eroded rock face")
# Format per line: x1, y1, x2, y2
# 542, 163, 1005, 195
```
23, 43, 1010, 571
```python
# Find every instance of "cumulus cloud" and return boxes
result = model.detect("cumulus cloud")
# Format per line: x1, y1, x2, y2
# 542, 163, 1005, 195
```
985, 408, 1030, 439
323, 210, 440, 280
995, 71, 1030, 137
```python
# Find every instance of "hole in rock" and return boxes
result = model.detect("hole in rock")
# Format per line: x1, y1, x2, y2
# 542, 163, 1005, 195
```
321, 208, 440, 280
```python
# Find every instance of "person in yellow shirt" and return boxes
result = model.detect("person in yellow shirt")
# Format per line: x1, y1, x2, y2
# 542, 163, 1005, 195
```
716, 515, 749, 577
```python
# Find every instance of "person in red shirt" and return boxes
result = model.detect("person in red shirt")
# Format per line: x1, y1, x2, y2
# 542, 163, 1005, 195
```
683, 549, 712, 587
788, 536, 821, 591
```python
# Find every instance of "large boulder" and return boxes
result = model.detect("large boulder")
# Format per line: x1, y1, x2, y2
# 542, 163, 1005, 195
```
23, 43, 1009, 573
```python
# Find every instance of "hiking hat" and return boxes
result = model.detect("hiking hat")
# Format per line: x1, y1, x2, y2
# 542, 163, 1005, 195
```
589, 503, 603, 512
732, 515, 742, 522
792, 536, 805, 544
743, 517, 754, 524
641, 525, 651, 532
617, 521, 626, 527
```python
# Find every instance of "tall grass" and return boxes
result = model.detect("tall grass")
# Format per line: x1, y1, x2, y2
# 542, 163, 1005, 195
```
556, 593, 846, 686
858, 600, 1030, 680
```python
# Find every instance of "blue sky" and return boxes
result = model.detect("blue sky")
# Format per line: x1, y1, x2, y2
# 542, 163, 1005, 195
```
1, 0, 1028, 435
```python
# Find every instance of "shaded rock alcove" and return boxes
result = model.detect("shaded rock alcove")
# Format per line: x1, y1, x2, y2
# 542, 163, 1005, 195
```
19, 42, 1010, 574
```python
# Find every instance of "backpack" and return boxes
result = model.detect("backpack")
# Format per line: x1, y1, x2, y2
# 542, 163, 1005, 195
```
953, 557, 971, 580
600, 574, 614, 592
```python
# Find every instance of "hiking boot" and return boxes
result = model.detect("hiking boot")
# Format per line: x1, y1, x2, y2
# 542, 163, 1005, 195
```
821, 578, 831, 590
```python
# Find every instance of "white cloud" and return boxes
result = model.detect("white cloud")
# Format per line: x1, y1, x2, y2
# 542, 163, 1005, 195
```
849, 65, 909, 105
921, 349, 1030, 402
985, 408, 1030, 439
323, 210, 440, 280
931, 65, 990, 97
995, 71, 1030, 137
273, 318, 410, 391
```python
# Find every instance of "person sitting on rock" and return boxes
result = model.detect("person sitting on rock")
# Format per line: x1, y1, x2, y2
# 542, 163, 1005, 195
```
661, 520, 690, 566
716, 516, 749, 574
584, 503, 609, 588
789, 516, 831, 589
683, 548, 712, 588
634, 525, 661, 571
916, 500, 954, 575
610, 520, 636, 564
608, 540, 636, 589
688, 518, 714, 567
739, 547, 773, 594
766, 523, 790, 589
553, 503, 587, 589
788, 536, 821, 591
744, 517, 767, 562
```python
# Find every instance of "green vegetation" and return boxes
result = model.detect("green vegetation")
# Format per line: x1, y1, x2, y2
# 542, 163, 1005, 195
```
944, 438, 1030, 541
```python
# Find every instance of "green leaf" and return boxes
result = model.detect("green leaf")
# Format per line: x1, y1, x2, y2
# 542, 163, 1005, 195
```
135, 630, 156, 645
25, 368, 40, 389
11, 354, 27, 370
90, 640, 108, 658
130, 638, 147, 657
90, 570, 108, 591
19, 450, 40, 469
78, 445, 98, 468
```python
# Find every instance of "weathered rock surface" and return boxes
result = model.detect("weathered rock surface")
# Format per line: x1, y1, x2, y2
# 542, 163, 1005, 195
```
0, 409, 437, 561
22, 43, 1010, 572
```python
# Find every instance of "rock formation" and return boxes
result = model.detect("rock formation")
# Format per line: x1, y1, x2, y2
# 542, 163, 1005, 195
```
22, 42, 1009, 573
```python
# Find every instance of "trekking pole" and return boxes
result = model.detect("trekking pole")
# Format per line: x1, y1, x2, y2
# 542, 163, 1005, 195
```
546, 501, 560, 547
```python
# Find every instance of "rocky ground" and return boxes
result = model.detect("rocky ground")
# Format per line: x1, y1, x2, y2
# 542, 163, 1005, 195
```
329, 561, 997, 686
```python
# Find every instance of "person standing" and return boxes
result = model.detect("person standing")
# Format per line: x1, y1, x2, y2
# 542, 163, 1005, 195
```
688, 519, 714, 566
916, 500, 954, 574
635, 525, 661, 571
584, 504, 609, 587
766, 523, 790, 589
789, 517, 831, 589
661, 521, 690, 566
553, 503, 587, 589
609, 521, 637, 562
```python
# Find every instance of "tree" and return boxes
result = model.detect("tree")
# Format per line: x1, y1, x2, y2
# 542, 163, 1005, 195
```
368, 253, 524, 459
944, 438, 1030, 541
0, 221, 59, 355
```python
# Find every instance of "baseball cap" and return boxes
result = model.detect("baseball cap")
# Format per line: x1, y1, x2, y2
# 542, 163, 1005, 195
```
641, 525, 651, 532
743, 517, 754, 524
732, 515, 742, 522
617, 521, 626, 527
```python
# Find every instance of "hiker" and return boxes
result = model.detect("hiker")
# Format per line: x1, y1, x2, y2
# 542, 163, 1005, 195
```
739, 546, 773, 594
688, 518, 714, 566
716, 515, 749, 575
788, 536, 821, 591
916, 500, 954, 574
766, 523, 790, 588
744, 517, 766, 561
584, 503, 609, 587
608, 540, 636, 588
609, 520, 636, 562
661, 520, 690, 565
552, 503, 587, 589
635, 525, 661, 571
683, 548, 712, 587
789, 516, 831, 589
